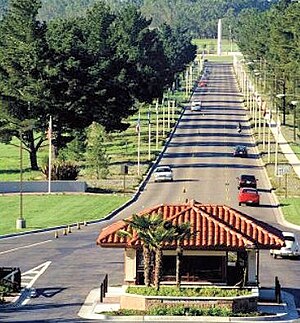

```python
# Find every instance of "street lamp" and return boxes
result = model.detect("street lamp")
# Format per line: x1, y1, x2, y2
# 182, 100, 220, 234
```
276, 93, 287, 125
16, 128, 26, 230
291, 100, 298, 141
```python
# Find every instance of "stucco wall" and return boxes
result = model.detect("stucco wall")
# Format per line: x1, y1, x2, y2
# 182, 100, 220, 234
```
0, 181, 87, 193
124, 249, 136, 284
120, 292, 258, 313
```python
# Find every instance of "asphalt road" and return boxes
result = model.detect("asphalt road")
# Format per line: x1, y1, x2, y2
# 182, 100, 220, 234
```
0, 62, 299, 322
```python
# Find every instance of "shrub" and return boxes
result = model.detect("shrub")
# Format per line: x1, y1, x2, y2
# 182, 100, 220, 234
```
148, 304, 233, 316
41, 161, 80, 180
126, 286, 251, 297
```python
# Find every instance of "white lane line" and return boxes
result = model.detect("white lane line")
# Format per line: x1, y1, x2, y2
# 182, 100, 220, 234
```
0, 240, 52, 255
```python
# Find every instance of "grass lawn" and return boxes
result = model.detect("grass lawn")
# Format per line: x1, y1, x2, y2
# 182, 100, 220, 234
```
193, 38, 239, 53
279, 197, 300, 225
0, 194, 129, 235
247, 105, 300, 226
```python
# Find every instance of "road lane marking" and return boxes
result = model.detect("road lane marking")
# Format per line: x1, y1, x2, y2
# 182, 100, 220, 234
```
0, 240, 52, 255
21, 261, 52, 305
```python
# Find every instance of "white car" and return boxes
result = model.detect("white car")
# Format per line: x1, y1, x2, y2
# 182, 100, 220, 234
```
270, 232, 300, 259
153, 166, 173, 182
191, 101, 202, 111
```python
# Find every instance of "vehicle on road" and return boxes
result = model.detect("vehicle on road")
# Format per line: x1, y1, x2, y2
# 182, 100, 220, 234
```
199, 80, 207, 87
191, 101, 202, 111
238, 187, 260, 206
237, 174, 258, 189
29, 288, 38, 298
153, 165, 173, 182
270, 232, 300, 259
233, 145, 248, 158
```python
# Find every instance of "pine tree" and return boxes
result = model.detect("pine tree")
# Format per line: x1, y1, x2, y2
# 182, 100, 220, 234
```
0, 0, 50, 170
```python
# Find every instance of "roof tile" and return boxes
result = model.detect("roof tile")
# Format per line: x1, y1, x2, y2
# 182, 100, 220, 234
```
97, 201, 285, 250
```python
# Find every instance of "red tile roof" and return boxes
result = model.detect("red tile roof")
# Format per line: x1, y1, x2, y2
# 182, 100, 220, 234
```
97, 200, 284, 250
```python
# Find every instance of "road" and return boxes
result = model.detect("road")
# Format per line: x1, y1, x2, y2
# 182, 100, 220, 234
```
0, 62, 299, 322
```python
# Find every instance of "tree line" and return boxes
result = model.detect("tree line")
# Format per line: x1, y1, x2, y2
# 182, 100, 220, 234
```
0, 0, 274, 37
0, 0, 196, 170
233, 0, 300, 125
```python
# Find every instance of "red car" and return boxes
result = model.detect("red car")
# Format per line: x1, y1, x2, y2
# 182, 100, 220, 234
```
238, 188, 260, 206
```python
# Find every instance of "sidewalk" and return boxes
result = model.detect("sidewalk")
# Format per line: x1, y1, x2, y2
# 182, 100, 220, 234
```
270, 119, 300, 179
77, 286, 299, 322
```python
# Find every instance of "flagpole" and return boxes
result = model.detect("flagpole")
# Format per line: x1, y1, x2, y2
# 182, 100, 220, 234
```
156, 99, 159, 150
137, 111, 141, 176
148, 107, 151, 160
48, 116, 52, 194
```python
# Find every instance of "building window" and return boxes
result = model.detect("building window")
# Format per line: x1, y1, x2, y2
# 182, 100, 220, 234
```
162, 255, 225, 282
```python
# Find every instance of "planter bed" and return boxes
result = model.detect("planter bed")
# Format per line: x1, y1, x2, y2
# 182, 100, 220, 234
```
121, 287, 258, 313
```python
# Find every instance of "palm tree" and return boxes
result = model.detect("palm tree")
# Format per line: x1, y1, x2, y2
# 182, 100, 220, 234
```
119, 213, 162, 287
148, 220, 177, 291
174, 223, 190, 288
119, 213, 190, 291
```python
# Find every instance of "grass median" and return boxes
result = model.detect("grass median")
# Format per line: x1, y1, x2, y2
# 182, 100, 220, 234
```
0, 194, 129, 236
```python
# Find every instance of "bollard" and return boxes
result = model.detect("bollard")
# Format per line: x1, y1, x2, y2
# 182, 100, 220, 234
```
77, 222, 81, 230
275, 276, 281, 303
182, 187, 186, 193
55, 231, 59, 238
67, 225, 72, 233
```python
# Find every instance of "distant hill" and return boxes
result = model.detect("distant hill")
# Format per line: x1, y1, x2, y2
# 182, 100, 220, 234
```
0, 0, 275, 38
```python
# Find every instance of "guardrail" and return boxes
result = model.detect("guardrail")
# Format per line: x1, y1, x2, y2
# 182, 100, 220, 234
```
100, 274, 108, 303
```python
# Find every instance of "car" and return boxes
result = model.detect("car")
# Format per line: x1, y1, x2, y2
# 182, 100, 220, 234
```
153, 166, 173, 182
198, 80, 207, 87
238, 187, 260, 206
29, 287, 38, 298
270, 232, 300, 259
191, 101, 202, 111
237, 174, 258, 189
233, 145, 248, 157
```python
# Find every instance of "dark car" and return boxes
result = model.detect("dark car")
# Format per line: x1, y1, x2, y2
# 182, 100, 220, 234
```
237, 175, 258, 189
233, 145, 248, 157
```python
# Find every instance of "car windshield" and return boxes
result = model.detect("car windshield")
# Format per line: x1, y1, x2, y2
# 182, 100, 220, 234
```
241, 175, 255, 181
156, 167, 171, 173
243, 189, 256, 193
284, 236, 295, 242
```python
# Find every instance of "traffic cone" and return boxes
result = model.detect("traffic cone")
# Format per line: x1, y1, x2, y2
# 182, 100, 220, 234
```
77, 222, 81, 230
63, 228, 67, 235
67, 225, 72, 233
55, 231, 59, 238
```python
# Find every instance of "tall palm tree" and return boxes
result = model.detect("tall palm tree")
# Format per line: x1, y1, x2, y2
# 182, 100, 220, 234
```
119, 213, 190, 291
144, 219, 176, 291
174, 223, 190, 288
119, 213, 162, 287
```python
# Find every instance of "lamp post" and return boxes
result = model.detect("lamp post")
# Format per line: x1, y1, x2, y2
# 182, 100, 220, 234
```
291, 100, 298, 142
16, 129, 26, 229
274, 115, 281, 177
276, 94, 300, 142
